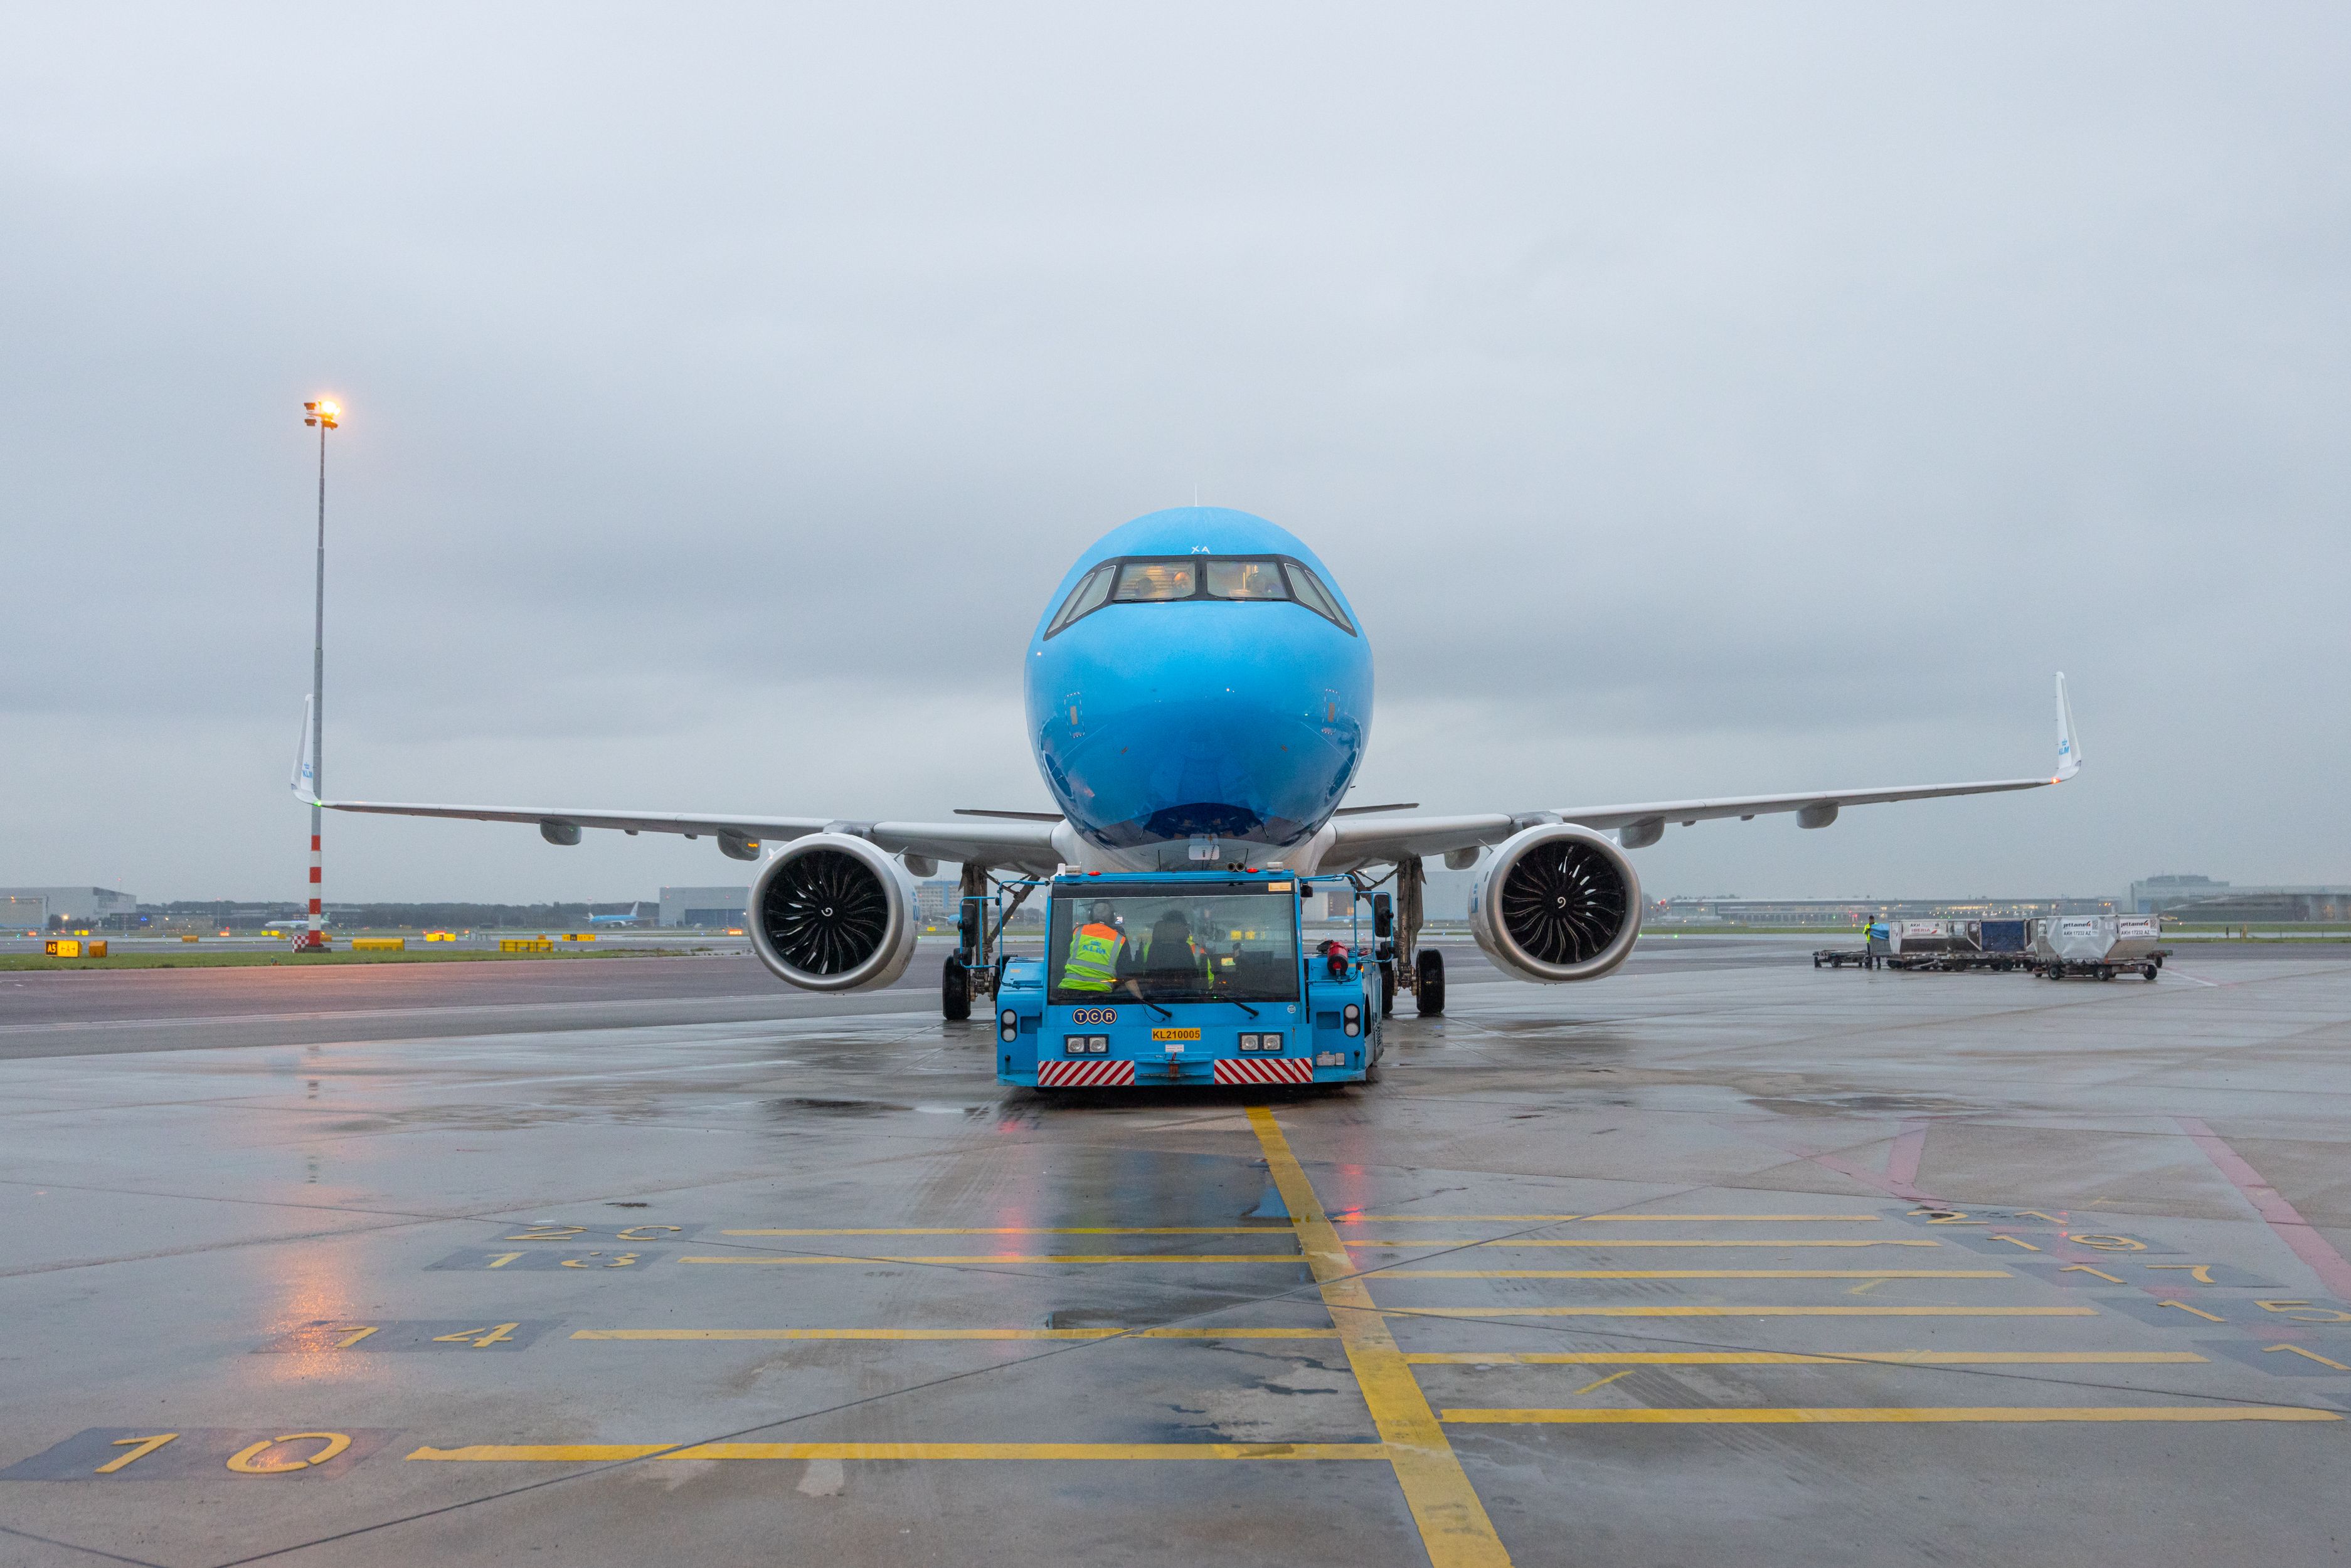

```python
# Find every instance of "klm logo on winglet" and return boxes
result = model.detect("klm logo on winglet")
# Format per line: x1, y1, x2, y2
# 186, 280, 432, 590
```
289, 696, 319, 802
2051, 673, 2083, 781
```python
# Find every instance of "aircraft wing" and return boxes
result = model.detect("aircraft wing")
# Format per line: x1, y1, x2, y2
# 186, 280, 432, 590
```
1320, 674, 2083, 871
314, 798, 1067, 875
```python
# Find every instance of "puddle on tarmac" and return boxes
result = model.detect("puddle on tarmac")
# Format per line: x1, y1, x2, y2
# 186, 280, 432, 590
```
770, 1096, 914, 1118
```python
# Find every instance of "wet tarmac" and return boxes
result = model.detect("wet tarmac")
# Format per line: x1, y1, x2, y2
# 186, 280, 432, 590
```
4, 938, 2348, 1566
0, 937, 1744, 1059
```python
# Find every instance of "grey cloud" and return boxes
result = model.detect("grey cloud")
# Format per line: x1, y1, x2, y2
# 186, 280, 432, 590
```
4, 3, 2345, 899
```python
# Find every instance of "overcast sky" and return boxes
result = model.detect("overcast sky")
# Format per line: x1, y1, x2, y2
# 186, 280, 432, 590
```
5, 4, 2345, 904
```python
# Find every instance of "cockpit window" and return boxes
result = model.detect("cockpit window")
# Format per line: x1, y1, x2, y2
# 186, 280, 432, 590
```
1045, 563, 1115, 635
1113, 561, 1197, 601
1044, 554, 1356, 638
1204, 559, 1288, 600
1282, 563, 1350, 630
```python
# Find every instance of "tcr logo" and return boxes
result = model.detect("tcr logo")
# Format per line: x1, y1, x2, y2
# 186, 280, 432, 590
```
1071, 1008, 1117, 1025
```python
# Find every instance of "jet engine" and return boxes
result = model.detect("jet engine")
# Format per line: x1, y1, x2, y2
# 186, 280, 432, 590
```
746, 833, 920, 992
1468, 823, 1643, 983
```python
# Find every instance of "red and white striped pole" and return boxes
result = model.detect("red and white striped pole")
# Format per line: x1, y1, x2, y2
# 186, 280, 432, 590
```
300, 399, 339, 951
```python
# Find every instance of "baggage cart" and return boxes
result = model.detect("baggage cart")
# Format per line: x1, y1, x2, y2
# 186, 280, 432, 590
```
2031, 915, 2170, 981
1818, 918, 2035, 974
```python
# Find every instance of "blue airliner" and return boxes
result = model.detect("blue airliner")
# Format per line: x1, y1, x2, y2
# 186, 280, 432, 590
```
312, 506, 2079, 1009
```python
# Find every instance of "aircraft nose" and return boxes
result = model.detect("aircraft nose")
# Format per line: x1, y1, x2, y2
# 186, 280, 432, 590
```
1031, 593, 1371, 852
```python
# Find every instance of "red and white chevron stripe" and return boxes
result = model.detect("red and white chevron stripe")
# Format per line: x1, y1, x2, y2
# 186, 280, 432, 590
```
1038, 1058, 1135, 1088
1213, 1057, 1315, 1086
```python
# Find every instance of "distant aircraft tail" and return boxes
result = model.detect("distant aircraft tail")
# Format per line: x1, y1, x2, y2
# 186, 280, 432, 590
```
290, 697, 318, 803
2054, 674, 2082, 781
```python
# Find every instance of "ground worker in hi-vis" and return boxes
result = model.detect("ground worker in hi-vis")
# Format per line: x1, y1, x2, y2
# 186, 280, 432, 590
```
1061, 901, 1125, 993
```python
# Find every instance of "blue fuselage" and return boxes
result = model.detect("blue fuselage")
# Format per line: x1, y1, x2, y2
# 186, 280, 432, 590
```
1025, 508, 1373, 870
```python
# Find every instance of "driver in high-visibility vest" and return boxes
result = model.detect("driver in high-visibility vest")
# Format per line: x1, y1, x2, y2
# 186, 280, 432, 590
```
1062, 901, 1125, 993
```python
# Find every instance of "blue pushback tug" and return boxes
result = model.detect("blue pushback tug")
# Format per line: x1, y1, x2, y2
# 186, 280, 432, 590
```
990, 871, 1386, 1089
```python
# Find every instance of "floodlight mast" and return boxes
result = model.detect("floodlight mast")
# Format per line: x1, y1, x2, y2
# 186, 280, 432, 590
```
299, 399, 339, 950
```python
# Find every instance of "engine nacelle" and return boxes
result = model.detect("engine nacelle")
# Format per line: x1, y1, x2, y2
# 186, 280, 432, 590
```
1468, 823, 1643, 983
747, 833, 920, 992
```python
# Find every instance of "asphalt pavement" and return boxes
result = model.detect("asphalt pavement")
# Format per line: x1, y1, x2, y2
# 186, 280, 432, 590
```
4, 937, 2348, 1567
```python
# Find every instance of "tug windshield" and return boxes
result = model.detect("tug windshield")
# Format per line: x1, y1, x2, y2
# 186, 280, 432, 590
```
1048, 884, 1302, 1005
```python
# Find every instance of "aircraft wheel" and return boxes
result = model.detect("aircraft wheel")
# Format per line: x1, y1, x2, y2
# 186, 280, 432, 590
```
942, 955, 971, 1021
1416, 949, 1446, 1015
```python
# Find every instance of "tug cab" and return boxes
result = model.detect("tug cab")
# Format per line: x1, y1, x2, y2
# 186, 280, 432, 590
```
992, 871, 1385, 1088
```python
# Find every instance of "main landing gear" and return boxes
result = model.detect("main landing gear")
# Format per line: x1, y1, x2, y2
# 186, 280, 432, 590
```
942, 953, 971, 1020
1388, 857, 1445, 1016
1416, 948, 1446, 1015
942, 860, 991, 1021
943, 861, 1039, 1020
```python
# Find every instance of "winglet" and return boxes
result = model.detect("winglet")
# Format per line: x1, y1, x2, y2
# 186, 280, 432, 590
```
2053, 673, 2082, 781
290, 696, 319, 803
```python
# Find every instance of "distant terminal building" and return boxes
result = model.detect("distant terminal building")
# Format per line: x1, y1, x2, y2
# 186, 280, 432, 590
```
1652, 894, 2118, 927
0, 887, 137, 929
3, 894, 46, 931
2129, 875, 2351, 923
659, 886, 750, 928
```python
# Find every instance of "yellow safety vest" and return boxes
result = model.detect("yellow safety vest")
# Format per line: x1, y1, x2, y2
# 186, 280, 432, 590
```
1063, 923, 1122, 991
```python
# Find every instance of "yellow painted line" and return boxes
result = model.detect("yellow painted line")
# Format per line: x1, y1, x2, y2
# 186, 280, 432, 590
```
1403, 1352, 2209, 1365
1391, 1306, 2099, 1318
1251, 1107, 1512, 1568
719, 1227, 1275, 1237
410, 1441, 1390, 1463
1347, 1239, 1939, 1249
1335, 1216, 1586, 1223
662, 1448, 1391, 1457
669, 1442, 1391, 1461
571, 1328, 1342, 1342
1333, 1215, 1877, 1224
1378, 1269, 2008, 1280
410, 1445, 679, 1462
1440, 1406, 2339, 1426
677, 1254, 1300, 1266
